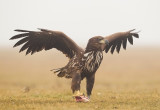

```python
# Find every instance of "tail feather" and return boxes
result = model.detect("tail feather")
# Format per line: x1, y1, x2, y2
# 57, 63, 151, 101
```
51, 67, 72, 78
51, 67, 65, 77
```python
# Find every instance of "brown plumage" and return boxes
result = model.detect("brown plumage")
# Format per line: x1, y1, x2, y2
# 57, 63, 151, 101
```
104, 29, 139, 54
10, 28, 139, 99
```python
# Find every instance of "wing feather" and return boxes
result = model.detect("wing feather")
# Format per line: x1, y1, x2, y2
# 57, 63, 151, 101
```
105, 45, 111, 53
10, 33, 29, 40
104, 29, 139, 54
19, 42, 30, 52
116, 40, 122, 53
26, 46, 33, 55
128, 36, 133, 45
13, 37, 29, 47
111, 44, 117, 54
122, 38, 127, 50
132, 33, 139, 38
10, 28, 83, 58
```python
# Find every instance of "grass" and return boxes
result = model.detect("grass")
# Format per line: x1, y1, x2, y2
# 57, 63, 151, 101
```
0, 89, 160, 110
0, 47, 160, 110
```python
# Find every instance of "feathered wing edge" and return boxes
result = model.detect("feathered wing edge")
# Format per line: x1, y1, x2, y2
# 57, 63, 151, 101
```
104, 29, 140, 54
10, 28, 84, 58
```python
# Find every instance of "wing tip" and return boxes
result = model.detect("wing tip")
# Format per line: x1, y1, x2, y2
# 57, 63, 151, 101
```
14, 29, 25, 32
14, 29, 34, 33
13, 44, 17, 47
129, 29, 140, 38
128, 29, 136, 33
37, 28, 52, 32
128, 29, 141, 34
132, 33, 139, 38
9, 37, 14, 40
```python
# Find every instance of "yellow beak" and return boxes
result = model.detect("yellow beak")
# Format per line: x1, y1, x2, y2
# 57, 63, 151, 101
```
99, 39, 105, 44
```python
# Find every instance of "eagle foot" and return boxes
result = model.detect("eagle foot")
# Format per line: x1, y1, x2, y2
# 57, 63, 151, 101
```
73, 90, 89, 102
74, 95, 90, 102
72, 90, 84, 97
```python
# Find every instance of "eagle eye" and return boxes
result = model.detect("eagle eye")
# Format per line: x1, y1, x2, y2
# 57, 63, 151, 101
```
98, 37, 103, 41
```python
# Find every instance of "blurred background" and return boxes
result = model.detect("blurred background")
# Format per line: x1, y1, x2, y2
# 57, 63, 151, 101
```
0, 0, 160, 93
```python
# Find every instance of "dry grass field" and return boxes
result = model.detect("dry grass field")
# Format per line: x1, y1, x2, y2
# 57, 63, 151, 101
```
0, 47, 160, 110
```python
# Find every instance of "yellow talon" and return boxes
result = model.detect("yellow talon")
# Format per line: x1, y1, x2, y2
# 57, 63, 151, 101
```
73, 90, 84, 97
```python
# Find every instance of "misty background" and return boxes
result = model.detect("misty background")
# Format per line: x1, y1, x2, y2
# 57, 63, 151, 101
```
0, 0, 160, 48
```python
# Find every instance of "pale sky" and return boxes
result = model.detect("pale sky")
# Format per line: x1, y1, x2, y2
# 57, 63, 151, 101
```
0, 0, 160, 48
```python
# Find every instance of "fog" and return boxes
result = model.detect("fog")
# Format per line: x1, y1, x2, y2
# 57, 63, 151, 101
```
0, 0, 160, 47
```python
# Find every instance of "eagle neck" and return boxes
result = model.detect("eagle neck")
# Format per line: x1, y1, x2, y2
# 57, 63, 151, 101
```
83, 50, 103, 73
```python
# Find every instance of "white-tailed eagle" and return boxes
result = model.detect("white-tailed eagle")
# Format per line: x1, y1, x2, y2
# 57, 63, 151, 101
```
10, 28, 139, 102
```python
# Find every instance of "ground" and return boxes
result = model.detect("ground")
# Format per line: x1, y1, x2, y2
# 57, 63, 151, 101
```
0, 47, 160, 110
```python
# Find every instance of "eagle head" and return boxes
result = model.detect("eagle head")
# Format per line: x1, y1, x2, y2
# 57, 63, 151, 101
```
85, 36, 109, 52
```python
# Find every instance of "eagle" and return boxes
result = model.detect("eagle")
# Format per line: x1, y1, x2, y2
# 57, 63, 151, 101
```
10, 28, 139, 101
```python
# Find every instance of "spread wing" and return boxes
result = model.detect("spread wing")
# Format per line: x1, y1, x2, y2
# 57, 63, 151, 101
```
104, 29, 139, 54
10, 28, 83, 59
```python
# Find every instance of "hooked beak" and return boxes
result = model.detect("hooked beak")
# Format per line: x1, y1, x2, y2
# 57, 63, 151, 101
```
99, 39, 109, 45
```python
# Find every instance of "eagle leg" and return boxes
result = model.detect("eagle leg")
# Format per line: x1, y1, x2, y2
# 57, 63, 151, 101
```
71, 71, 83, 96
86, 74, 95, 98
